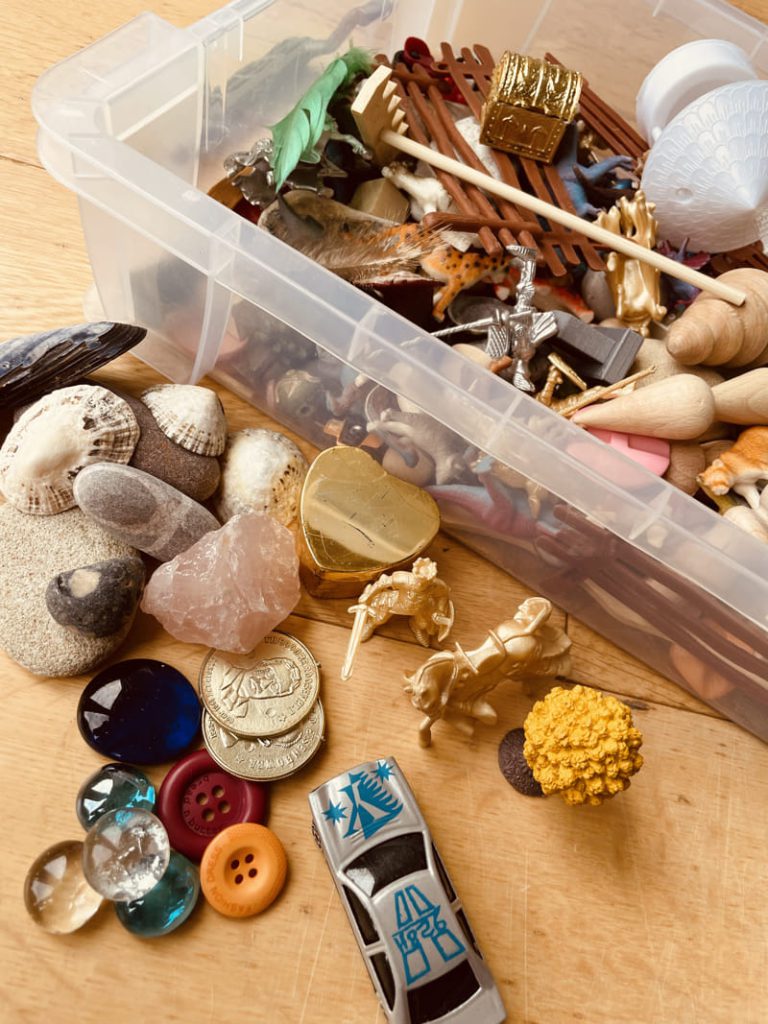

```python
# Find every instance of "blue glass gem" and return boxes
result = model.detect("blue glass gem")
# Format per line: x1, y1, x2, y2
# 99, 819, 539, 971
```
76, 763, 156, 829
77, 659, 201, 765
115, 850, 200, 937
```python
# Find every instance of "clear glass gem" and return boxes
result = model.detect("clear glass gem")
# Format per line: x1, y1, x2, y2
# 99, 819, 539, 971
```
115, 850, 200, 937
76, 762, 156, 829
24, 840, 104, 934
82, 808, 170, 902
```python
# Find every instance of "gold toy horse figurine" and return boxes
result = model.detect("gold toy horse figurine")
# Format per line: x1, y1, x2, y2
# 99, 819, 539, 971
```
403, 597, 570, 747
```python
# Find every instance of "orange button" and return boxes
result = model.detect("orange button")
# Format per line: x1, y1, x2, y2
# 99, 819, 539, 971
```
200, 823, 287, 918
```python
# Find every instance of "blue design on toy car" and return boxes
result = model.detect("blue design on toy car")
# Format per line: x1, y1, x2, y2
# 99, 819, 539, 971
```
392, 884, 465, 985
323, 801, 347, 824
339, 767, 404, 839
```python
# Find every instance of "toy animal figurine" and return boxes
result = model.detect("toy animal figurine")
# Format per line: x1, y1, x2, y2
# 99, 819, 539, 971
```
665, 268, 768, 367
421, 245, 520, 321
341, 557, 454, 680
596, 191, 667, 337
367, 407, 472, 485
403, 597, 571, 747
556, 124, 635, 218
656, 239, 710, 312
381, 162, 452, 220
697, 426, 768, 509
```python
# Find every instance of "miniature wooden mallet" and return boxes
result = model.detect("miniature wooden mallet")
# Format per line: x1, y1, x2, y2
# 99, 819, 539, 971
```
351, 66, 746, 306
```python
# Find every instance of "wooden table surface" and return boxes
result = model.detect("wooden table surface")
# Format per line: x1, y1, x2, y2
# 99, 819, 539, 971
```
1, 3, 767, 1023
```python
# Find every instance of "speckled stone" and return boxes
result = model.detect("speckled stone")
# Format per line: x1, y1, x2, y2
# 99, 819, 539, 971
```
114, 389, 221, 502
0, 505, 136, 677
498, 728, 544, 798
45, 556, 145, 638
73, 463, 219, 562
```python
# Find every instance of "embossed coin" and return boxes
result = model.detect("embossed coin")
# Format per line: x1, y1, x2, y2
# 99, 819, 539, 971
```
202, 702, 325, 781
199, 633, 320, 738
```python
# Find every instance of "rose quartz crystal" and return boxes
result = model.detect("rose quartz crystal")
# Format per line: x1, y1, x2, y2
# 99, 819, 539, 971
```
140, 511, 300, 652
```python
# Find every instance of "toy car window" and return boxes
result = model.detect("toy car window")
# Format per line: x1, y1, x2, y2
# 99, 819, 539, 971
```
370, 953, 396, 1011
345, 832, 427, 896
406, 959, 480, 1024
431, 844, 456, 903
341, 885, 380, 946
455, 908, 481, 957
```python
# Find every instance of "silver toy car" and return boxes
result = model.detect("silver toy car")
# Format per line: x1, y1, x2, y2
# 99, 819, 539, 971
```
308, 758, 506, 1023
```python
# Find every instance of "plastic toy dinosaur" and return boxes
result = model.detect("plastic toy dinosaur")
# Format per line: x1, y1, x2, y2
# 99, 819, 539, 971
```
556, 124, 635, 218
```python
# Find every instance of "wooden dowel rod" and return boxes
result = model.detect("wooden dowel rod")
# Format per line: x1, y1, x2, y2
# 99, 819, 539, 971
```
381, 129, 747, 306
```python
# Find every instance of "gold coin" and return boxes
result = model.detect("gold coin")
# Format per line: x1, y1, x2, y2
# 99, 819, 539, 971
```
202, 702, 325, 781
199, 632, 320, 738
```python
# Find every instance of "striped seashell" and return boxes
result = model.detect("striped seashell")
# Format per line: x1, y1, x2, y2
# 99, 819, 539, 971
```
0, 384, 140, 515
140, 385, 227, 457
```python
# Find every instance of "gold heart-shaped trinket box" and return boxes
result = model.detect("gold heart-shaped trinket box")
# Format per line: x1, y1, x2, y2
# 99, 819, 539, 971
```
298, 447, 440, 597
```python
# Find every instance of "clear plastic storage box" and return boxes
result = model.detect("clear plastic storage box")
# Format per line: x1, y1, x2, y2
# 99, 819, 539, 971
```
33, 0, 768, 738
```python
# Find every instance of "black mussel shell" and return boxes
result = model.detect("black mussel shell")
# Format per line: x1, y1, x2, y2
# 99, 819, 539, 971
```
0, 322, 146, 410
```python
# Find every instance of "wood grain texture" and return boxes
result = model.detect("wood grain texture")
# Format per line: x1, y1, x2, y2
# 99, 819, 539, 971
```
2, 2, 768, 1024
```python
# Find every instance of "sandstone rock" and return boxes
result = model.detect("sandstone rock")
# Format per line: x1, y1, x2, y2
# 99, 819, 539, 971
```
46, 556, 145, 638
140, 511, 300, 652
74, 463, 219, 562
0, 505, 136, 677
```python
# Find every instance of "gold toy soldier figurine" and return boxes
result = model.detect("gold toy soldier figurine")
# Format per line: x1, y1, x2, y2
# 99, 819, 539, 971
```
341, 558, 454, 681
403, 597, 571, 747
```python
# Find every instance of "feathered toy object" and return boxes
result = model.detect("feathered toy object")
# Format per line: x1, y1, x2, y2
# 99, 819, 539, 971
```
259, 190, 445, 283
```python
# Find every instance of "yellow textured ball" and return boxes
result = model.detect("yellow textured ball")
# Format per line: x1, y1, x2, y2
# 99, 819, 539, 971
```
523, 684, 644, 806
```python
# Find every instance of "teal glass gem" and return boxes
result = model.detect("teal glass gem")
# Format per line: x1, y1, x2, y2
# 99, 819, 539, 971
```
115, 851, 200, 937
76, 763, 156, 829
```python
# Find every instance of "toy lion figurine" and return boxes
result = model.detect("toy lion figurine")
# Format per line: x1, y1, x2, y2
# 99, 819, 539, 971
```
403, 597, 571, 746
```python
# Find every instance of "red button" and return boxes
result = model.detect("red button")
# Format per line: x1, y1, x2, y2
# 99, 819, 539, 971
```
156, 750, 269, 861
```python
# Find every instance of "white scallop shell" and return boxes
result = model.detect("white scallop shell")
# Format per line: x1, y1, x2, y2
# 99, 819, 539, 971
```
641, 80, 768, 251
140, 385, 227, 456
213, 428, 308, 526
0, 385, 139, 515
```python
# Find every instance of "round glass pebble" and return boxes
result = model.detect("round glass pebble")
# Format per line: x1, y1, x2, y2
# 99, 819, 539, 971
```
77, 658, 201, 764
24, 840, 104, 934
82, 808, 170, 902
115, 850, 200, 938
76, 763, 156, 829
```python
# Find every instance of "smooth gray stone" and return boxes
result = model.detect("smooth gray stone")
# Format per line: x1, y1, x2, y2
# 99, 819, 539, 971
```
0, 505, 136, 677
46, 556, 145, 638
73, 463, 219, 561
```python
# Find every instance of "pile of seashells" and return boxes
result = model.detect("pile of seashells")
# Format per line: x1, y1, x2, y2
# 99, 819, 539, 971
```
0, 320, 308, 678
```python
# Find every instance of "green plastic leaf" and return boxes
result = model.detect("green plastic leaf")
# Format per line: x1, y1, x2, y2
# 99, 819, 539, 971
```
270, 47, 373, 190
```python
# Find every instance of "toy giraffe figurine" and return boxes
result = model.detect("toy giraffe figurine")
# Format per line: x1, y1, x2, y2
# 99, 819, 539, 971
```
596, 190, 667, 337
403, 597, 571, 747
341, 558, 454, 681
